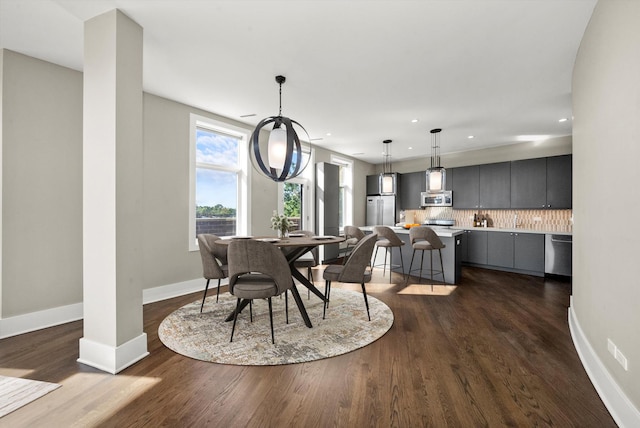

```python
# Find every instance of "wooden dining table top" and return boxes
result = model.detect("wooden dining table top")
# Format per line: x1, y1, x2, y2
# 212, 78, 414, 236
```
217, 234, 345, 247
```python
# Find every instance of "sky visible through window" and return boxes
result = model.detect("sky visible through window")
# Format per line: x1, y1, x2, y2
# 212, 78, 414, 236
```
196, 128, 239, 209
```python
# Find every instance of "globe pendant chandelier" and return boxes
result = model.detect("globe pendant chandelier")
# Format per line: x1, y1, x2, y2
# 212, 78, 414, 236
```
427, 128, 446, 192
249, 75, 311, 182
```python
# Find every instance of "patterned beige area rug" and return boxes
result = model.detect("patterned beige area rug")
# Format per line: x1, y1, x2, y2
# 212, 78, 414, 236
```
0, 376, 60, 418
158, 286, 394, 365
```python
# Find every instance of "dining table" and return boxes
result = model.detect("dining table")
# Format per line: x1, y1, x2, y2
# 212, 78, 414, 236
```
217, 234, 345, 328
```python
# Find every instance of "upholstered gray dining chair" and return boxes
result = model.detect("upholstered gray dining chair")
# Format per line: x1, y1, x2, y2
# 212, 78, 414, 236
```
197, 234, 229, 312
406, 226, 446, 286
322, 233, 378, 321
372, 226, 405, 283
343, 225, 365, 264
227, 239, 295, 344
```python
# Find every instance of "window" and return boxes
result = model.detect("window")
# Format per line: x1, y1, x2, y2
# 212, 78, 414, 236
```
331, 155, 353, 229
189, 114, 249, 250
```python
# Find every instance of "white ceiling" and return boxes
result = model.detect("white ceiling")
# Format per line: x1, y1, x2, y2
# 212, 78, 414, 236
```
0, 0, 596, 164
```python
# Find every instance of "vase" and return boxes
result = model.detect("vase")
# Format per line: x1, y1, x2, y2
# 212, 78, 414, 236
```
278, 229, 288, 239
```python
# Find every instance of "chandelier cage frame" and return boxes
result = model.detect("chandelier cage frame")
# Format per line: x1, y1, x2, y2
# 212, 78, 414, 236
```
249, 75, 311, 182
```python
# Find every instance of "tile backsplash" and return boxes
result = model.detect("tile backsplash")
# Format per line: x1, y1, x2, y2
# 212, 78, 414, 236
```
403, 207, 572, 232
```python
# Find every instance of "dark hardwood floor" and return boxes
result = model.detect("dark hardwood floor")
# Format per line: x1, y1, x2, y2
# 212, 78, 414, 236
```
0, 267, 616, 427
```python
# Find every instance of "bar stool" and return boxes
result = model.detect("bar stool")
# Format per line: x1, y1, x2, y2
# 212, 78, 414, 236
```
343, 225, 365, 264
406, 226, 445, 286
372, 226, 405, 283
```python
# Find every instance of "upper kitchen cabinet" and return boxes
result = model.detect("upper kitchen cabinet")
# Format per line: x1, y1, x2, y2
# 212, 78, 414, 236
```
546, 155, 572, 209
510, 157, 547, 209
511, 155, 572, 209
451, 165, 479, 209
399, 171, 425, 210
479, 162, 510, 209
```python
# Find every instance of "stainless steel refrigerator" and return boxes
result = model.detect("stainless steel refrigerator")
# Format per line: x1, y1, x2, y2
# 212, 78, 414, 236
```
366, 195, 397, 226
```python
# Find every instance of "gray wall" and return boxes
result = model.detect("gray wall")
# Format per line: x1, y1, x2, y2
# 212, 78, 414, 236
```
1, 50, 83, 317
572, 0, 640, 411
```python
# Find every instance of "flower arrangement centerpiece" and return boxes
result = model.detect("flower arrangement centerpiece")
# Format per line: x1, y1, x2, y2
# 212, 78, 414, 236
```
270, 210, 292, 239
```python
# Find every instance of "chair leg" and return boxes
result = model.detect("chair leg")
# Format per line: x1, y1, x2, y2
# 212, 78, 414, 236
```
419, 250, 425, 283
307, 267, 312, 300
406, 249, 416, 285
216, 278, 221, 302
373, 246, 380, 271
268, 297, 275, 344
230, 298, 241, 342
399, 248, 405, 282
430, 250, 434, 291
285, 290, 289, 324
439, 248, 445, 283
383, 248, 388, 277
361, 283, 371, 321
249, 300, 253, 322
323, 280, 331, 320
200, 279, 211, 313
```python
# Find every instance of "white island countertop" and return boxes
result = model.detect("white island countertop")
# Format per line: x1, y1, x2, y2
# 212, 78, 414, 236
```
359, 225, 572, 237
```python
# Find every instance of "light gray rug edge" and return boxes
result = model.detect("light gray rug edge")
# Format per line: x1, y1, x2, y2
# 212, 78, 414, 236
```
0, 376, 61, 418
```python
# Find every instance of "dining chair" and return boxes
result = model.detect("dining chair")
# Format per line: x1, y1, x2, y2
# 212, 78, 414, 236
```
227, 239, 295, 344
406, 226, 446, 286
343, 225, 365, 264
322, 233, 378, 321
372, 226, 405, 283
197, 234, 229, 312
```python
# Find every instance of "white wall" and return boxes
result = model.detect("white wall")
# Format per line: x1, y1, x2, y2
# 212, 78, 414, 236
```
572, 0, 640, 424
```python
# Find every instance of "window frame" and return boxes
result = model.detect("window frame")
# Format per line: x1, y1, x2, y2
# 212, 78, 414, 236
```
189, 114, 249, 251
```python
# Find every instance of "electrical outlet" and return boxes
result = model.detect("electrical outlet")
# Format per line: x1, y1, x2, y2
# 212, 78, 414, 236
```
615, 348, 629, 371
607, 338, 616, 356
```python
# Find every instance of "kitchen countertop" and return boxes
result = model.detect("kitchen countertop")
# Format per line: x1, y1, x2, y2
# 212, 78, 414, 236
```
360, 225, 572, 237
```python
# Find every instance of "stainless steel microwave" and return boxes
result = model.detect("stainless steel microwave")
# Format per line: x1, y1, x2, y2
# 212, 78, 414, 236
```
420, 191, 453, 207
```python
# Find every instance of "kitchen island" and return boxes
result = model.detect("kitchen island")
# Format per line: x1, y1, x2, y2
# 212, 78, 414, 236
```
361, 226, 464, 284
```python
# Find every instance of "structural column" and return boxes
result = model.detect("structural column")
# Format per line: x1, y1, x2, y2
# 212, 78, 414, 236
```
78, 9, 147, 373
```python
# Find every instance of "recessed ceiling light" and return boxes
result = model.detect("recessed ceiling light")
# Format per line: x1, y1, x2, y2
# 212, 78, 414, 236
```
408, 146, 413, 150
468, 135, 474, 139
326, 133, 332, 136
411, 119, 419, 123
558, 118, 568, 122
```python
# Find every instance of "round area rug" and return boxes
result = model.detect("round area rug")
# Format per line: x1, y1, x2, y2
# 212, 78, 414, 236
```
158, 286, 394, 365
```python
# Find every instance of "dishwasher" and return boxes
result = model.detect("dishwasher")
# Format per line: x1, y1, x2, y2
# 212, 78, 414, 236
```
545, 234, 572, 276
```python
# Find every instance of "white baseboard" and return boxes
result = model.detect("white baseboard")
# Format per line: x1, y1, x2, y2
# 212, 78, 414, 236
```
569, 300, 640, 428
0, 277, 221, 339
78, 333, 149, 374
0, 302, 83, 339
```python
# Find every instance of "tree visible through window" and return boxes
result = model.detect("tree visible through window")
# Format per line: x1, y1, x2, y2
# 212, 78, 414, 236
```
284, 182, 303, 230
195, 127, 240, 237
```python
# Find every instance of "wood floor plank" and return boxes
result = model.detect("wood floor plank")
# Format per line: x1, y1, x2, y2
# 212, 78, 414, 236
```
0, 266, 616, 427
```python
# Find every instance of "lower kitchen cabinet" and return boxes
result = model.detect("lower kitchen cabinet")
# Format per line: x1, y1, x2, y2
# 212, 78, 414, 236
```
486, 231, 545, 275
460, 230, 487, 265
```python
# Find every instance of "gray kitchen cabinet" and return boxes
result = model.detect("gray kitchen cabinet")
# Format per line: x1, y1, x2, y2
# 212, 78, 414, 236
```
466, 230, 488, 265
399, 171, 425, 210
366, 174, 380, 195
546, 155, 572, 208
444, 167, 453, 191
316, 162, 340, 262
514, 233, 545, 272
452, 165, 479, 209
479, 162, 511, 208
487, 231, 545, 274
511, 157, 547, 209
487, 231, 514, 268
